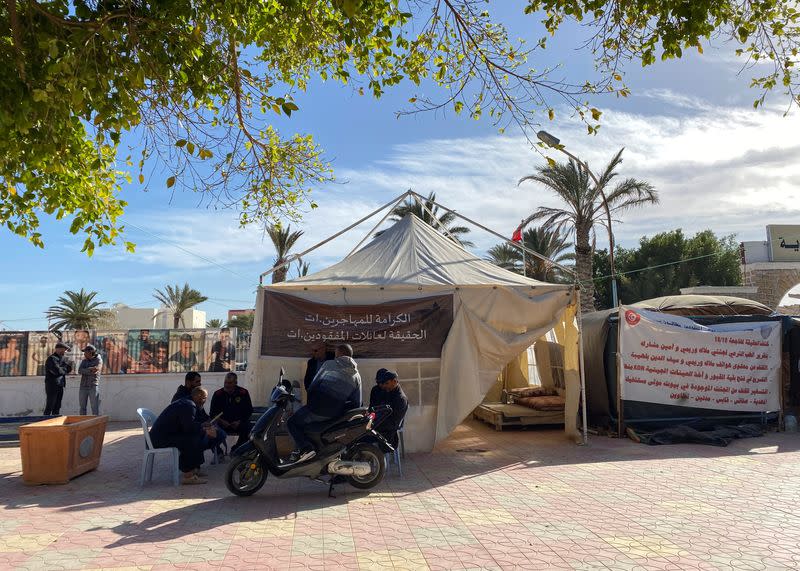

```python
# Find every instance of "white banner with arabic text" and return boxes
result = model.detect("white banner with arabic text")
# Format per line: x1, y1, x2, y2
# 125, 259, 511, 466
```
619, 307, 781, 411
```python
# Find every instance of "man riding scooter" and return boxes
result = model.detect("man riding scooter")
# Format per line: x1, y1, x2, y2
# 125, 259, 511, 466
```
286, 343, 362, 464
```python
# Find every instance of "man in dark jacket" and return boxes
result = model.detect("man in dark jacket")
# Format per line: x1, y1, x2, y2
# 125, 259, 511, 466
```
303, 343, 332, 392
150, 387, 217, 484
210, 372, 253, 451
172, 371, 209, 422
171, 371, 227, 456
286, 343, 362, 464
369, 369, 408, 449
44, 342, 72, 415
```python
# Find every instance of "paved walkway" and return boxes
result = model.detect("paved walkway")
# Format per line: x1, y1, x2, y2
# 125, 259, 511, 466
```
1, 419, 799, 570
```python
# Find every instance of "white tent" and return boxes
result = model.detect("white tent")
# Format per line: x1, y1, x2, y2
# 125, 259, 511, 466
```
247, 214, 583, 451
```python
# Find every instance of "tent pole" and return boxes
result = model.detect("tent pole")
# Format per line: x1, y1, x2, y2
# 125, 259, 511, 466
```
521, 219, 527, 277
259, 190, 413, 284
407, 190, 576, 278
345, 192, 410, 258
577, 287, 589, 445
616, 306, 625, 438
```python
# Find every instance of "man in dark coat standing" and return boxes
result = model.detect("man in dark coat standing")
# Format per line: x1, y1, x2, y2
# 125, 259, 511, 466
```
150, 387, 217, 484
44, 342, 72, 415
369, 369, 408, 449
210, 372, 253, 452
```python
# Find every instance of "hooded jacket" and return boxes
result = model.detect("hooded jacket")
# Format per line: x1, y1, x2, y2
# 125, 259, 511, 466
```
307, 356, 362, 417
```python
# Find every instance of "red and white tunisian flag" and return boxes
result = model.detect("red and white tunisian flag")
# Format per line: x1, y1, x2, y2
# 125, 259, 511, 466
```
618, 306, 781, 412
511, 226, 523, 242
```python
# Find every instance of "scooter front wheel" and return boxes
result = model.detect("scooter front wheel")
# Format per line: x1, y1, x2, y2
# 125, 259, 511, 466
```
225, 454, 268, 496
346, 443, 386, 490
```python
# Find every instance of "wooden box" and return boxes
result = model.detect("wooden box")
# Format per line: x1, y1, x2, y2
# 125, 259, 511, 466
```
19, 416, 108, 485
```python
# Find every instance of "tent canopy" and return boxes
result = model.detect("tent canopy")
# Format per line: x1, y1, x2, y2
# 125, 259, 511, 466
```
272, 214, 563, 288
633, 295, 772, 316
249, 213, 580, 450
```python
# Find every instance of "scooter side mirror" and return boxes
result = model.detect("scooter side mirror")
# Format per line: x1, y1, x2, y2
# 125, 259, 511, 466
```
279, 367, 285, 378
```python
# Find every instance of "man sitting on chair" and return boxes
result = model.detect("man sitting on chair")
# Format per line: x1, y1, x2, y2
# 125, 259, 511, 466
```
210, 372, 253, 453
369, 369, 408, 449
150, 387, 216, 485
172, 371, 227, 459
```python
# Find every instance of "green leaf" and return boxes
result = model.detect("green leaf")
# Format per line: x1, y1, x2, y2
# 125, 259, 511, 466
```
175, 139, 187, 147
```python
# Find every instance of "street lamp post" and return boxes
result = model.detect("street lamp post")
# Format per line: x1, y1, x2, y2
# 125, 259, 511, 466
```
536, 130, 619, 307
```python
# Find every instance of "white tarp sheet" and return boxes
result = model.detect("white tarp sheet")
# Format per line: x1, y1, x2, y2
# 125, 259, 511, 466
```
619, 307, 781, 412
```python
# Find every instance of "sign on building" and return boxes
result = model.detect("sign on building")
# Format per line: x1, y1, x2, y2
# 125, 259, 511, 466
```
767, 224, 800, 262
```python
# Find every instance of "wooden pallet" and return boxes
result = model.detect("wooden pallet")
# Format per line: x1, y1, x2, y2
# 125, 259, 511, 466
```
473, 403, 564, 431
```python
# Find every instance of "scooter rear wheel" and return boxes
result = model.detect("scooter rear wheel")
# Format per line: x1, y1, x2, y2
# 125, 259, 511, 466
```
225, 454, 268, 496
346, 443, 386, 490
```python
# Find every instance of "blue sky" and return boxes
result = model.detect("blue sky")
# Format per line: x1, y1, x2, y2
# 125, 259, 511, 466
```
3, 2, 800, 330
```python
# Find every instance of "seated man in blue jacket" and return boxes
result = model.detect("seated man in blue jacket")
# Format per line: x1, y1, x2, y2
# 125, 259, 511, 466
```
286, 343, 362, 464
172, 371, 227, 458
150, 387, 217, 485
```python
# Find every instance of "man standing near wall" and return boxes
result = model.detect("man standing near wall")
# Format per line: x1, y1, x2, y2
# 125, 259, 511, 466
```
44, 342, 71, 416
78, 344, 102, 415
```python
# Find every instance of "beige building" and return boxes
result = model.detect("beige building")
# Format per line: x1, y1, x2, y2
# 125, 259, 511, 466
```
110, 304, 206, 329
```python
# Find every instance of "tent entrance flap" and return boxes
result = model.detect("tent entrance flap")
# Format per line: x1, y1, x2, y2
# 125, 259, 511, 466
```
437, 287, 578, 443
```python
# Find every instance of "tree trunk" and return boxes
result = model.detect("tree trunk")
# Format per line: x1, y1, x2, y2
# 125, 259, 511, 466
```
574, 226, 595, 313
272, 266, 288, 283
173, 314, 180, 329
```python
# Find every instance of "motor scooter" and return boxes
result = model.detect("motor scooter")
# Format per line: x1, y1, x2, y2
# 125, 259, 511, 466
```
225, 370, 393, 497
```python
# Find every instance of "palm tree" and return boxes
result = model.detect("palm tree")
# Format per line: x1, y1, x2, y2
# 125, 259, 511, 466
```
206, 318, 223, 328
486, 243, 521, 273
46, 289, 111, 331
518, 149, 657, 312
227, 312, 255, 331
153, 283, 208, 328
295, 258, 310, 278
379, 192, 474, 247
520, 226, 575, 282
486, 226, 574, 282
267, 224, 304, 283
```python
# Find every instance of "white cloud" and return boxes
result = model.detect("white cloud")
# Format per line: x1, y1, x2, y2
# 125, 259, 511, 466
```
104, 97, 800, 279
638, 88, 715, 112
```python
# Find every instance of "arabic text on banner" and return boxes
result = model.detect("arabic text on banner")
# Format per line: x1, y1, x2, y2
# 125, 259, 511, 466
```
261, 292, 454, 358
618, 307, 781, 412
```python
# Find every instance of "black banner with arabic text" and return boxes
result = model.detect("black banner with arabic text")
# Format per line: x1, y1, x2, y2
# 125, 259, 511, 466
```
261, 292, 454, 358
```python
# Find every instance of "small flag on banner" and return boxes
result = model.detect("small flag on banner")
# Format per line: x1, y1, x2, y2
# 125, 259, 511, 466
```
511, 227, 523, 242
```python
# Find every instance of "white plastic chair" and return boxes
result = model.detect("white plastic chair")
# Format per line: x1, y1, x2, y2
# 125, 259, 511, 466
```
137, 407, 180, 487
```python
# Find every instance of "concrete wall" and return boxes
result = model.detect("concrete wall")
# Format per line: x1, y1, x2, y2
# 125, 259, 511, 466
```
0, 372, 230, 419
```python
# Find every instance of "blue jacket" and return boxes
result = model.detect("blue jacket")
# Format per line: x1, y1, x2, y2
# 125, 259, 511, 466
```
149, 398, 204, 445
172, 385, 210, 423
307, 356, 362, 417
